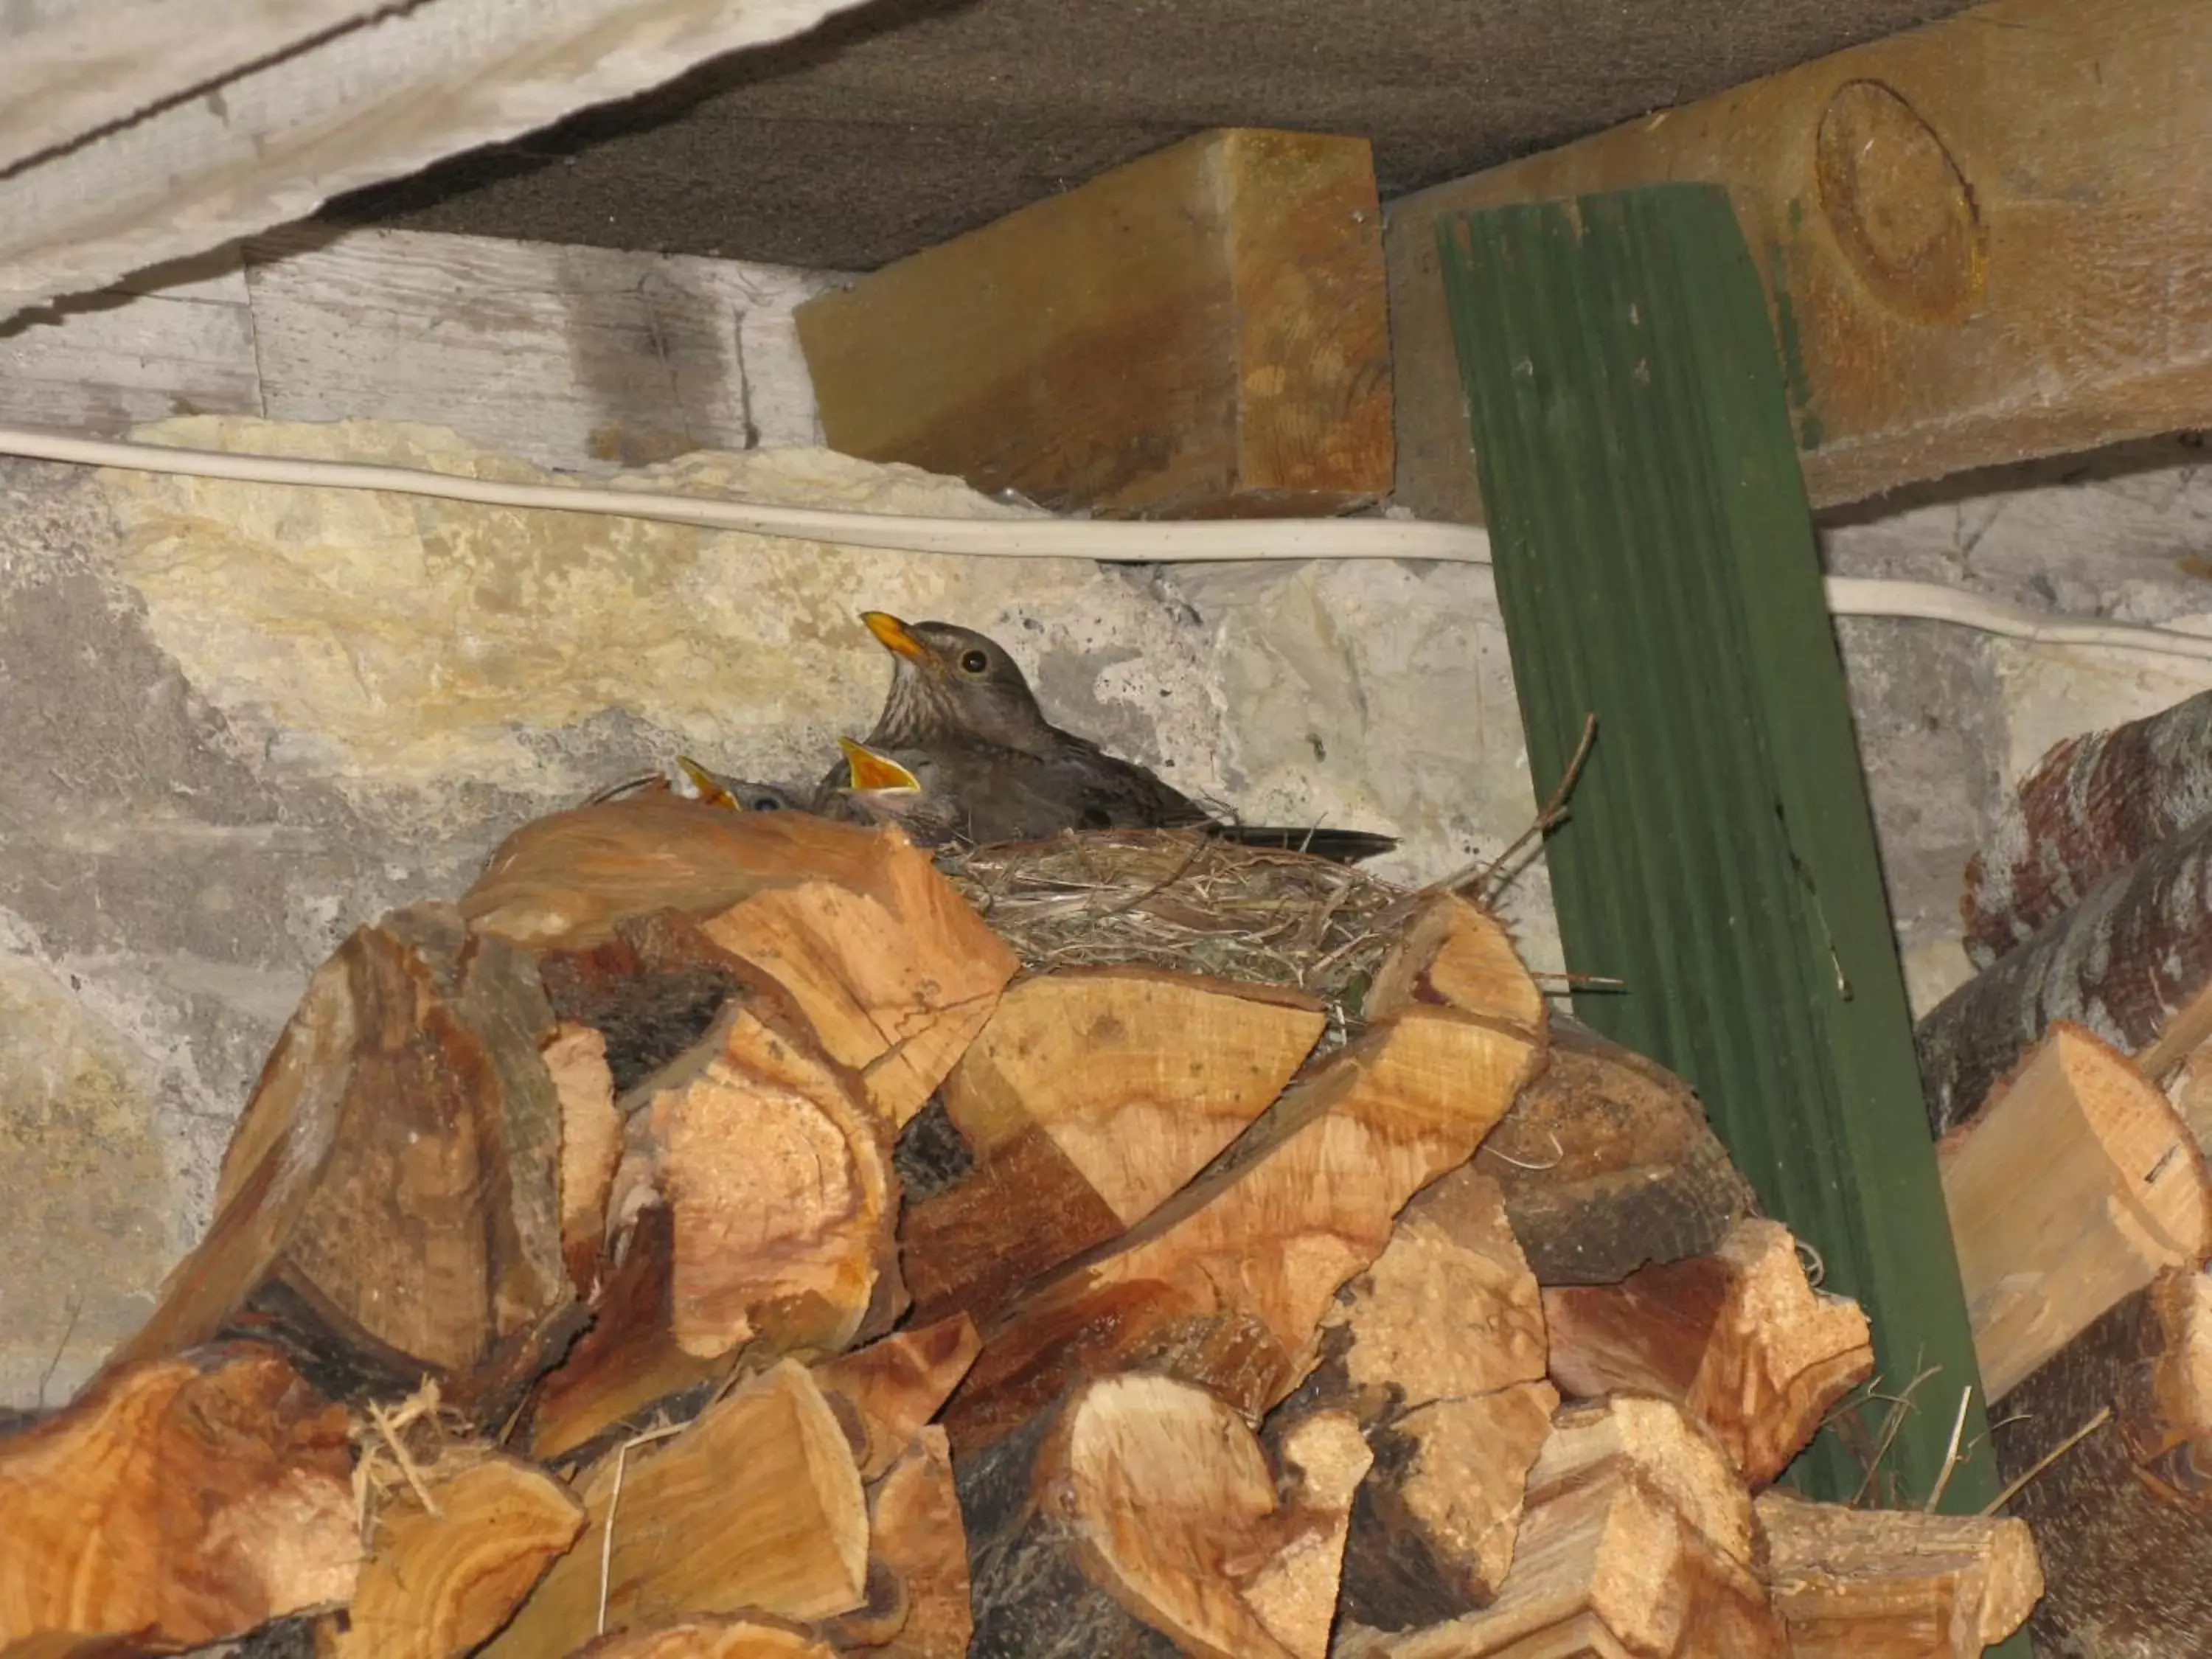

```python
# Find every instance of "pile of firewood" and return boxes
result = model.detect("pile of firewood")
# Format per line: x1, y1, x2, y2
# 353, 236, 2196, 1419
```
0, 793, 2042, 1658
1913, 686, 2212, 1655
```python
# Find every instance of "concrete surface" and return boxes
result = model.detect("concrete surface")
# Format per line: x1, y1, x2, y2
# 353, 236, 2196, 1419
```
325, 0, 1979, 271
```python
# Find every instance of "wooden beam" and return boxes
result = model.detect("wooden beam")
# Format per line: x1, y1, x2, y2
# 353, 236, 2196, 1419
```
795, 128, 1393, 519
0, 0, 856, 320
0, 226, 830, 473
1389, 0, 2212, 520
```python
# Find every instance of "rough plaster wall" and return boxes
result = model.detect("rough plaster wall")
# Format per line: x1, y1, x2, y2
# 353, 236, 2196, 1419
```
1823, 438, 2212, 1014
4, 408, 2207, 1411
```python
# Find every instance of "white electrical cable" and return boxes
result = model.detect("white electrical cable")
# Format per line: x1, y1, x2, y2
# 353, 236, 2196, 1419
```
5, 421, 2212, 667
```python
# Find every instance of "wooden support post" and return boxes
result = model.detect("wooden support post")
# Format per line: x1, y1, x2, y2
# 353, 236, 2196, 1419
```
794, 128, 1392, 519
1390, 0, 2212, 520
1433, 184, 2003, 1526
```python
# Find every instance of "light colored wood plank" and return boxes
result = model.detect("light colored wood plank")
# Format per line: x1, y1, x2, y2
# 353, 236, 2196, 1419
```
1388, 0, 2212, 521
0, 289, 261, 434
795, 126, 1391, 518
243, 226, 829, 473
0, 0, 855, 321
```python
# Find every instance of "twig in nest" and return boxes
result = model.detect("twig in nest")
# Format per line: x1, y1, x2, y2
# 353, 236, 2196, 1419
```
1923, 1387, 1974, 1512
598, 1419, 690, 1634
1846, 1360, 1941, 1507
1795, 1239, 1826, 1290
1478, 1127, 1566, 1172
1446, 712, 1599, 903
1981, 1405, 2113, 1515
367, 1398, 442, 1519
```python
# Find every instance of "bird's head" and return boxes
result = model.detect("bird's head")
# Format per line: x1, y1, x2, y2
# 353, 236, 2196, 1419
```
859, 612, 1055, 752
674, 757, 805, 814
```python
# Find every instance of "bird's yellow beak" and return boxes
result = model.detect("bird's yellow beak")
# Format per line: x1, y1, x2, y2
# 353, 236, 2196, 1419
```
838, 737, 923, 793
860, 611, 929, 661
675, 756, 741, 810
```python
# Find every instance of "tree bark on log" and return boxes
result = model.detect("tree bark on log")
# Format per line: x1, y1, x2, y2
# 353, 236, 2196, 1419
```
959, 1374, 1368, 1659
1918, 810, 2212, 1135
0, 1345, 358, 1652
1541, 1217, 1874, 1484
1478, 1017, 1760, 1285
1963, 688, 2212, 968
1938, 1023, 2212, 1400
902, 968, 1324, 1326
1992, 1267, 2212, 1655
321, 1452, 585, 1659
484, 1360, 869, 1656
1754, 1489, 2041, 1658
942, 1004, 1542, 1453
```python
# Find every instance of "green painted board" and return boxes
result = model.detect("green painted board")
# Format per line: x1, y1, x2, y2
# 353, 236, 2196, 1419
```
1433, 185, 2001, 1517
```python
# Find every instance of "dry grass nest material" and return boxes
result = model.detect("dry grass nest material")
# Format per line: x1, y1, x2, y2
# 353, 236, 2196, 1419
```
941, 829, 1421, 1040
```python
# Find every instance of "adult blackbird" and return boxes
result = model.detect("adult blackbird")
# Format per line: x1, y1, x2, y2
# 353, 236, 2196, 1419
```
831, 611, 1397, 863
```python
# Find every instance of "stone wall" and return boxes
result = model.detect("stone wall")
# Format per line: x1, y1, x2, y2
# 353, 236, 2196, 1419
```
3, 414, 2208, 1408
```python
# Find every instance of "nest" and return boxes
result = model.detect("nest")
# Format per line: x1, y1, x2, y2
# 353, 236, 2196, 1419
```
941, 830, 1422, 1043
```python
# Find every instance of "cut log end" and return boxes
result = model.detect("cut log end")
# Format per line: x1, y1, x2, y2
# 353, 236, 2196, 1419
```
1543, 1217, 1874, 1484
0, 1346, 360, 1652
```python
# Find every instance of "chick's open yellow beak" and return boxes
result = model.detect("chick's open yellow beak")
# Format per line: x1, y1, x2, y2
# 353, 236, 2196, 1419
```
837, 737, 923, 793
860, 611, 929, 661
675, 756, 740, 810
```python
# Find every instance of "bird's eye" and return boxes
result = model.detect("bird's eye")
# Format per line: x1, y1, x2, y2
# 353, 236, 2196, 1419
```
751, 797, 781, 812
959, 650, 990, 675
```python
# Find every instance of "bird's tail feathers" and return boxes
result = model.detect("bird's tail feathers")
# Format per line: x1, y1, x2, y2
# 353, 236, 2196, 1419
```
1209, 824, 1398, 864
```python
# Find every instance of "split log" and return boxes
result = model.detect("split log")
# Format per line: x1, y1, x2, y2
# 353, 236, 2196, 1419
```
1542, 1217, 1874, 1484
0, 1345, 358, 1651
902, 968, 1324, 1325
566, 1616, 838, 1658
1271, 1165, 1554, 1627
1917, 810, 2212, 1134
462, 796, 892, 952
484, 1359, 869, 1656
611, 996, 900, 1363
1963, 688, 2212, 967
1335, 1388, 1560, 1632
1478, 1015, 1759, 1284
321, 1453, 585, 1659
1366, 892, 1547, 1036
1992, 1267, 2212, 1654
546, 1023, 625, 1295
1755, 1489, 2041, 1658
521, 1206, 724, 1463
465, 800, 1018, 1127
943, 1003, 1543, 1451
111, 906, 574, 1419
860, 1429, 972, 1659
1938, 1023, 2212, 1400
961, 1374, 1370, 1659
697, 827, 1018, 1130
815, 1318, 981, 1481
1342, 1397, 1786, 1659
